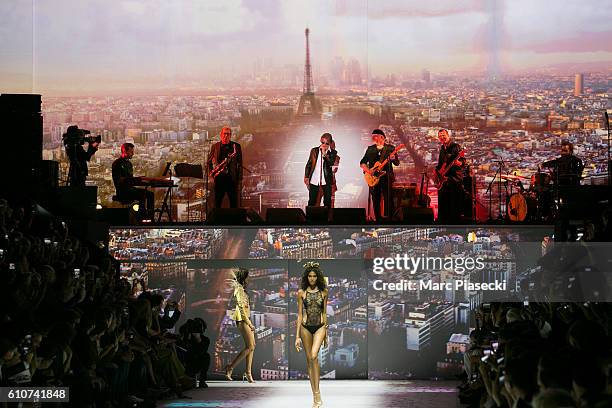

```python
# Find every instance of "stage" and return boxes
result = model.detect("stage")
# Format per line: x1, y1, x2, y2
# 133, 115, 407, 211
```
160, 380, 460, 408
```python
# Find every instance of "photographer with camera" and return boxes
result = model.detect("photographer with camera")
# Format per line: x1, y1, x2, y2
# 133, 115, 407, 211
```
62, 125, 100, 187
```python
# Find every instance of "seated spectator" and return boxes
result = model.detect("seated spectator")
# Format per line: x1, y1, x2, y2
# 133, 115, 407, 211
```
537, 351, 572, 391
571, 354, 607, 408
532, 388, 576, 408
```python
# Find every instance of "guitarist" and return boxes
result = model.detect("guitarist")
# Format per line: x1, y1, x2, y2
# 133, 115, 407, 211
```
206, 126, 243, 208
360, 129, 400, 222
436, 129, 466, 223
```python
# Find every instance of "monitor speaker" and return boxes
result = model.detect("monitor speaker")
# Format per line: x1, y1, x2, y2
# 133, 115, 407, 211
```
399, 207, 435, 224
266, 208, 306, 224
208, 208, 248, 225
330, 208, 366, 225
306, 206, 330, 224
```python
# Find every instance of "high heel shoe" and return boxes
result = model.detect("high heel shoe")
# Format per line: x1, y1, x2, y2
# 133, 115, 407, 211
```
224, 365, 233, 381
242, 372, 255, 383
313, 391, 322, 407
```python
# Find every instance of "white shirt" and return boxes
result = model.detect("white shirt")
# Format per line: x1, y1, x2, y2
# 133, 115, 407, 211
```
311, 148, 326, 186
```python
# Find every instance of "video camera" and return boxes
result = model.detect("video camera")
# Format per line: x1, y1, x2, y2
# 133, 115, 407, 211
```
62, 125, 101, 146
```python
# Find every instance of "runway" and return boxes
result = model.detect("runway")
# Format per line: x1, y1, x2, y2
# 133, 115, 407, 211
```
160, 380, 460, 408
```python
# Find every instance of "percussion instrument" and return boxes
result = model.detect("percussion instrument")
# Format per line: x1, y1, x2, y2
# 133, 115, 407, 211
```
507, 192, 537, 222
530, 172, 551, 192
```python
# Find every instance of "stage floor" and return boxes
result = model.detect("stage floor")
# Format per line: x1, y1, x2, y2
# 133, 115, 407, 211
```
160, 380, 460, 408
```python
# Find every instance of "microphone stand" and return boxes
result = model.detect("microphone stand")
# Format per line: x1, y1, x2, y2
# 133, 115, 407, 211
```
238, 163, 253, 209
205, 157, 210, 223
497, 158, 506, 221
606, 111, 611, 188
485, 160, 504, 222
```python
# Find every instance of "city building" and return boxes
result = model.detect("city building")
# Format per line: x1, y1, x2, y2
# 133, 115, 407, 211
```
333, 344, 360, 368
574, 73, 584, 96
405, 303, 456, 351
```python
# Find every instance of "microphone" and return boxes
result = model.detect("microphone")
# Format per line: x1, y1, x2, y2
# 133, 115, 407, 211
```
606, 111, 609, 125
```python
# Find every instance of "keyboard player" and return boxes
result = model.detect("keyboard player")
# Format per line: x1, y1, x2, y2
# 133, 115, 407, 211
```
112, 142, 155, 216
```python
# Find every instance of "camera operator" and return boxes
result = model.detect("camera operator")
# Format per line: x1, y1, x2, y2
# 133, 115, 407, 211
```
62, 125, 100, 187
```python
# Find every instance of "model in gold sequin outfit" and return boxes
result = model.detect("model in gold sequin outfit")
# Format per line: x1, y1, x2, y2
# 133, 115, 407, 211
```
224, 268, 256, 383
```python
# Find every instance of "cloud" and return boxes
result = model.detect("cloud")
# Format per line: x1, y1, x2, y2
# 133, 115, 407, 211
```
336, 0, 485, 18
516, 31, 612, 54
33, 0, 264, 46
504, 0, 612, 50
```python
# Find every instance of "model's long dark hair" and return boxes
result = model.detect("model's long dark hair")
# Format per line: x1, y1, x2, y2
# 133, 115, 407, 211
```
300, 262, 327, 291
233, 268, 249, 289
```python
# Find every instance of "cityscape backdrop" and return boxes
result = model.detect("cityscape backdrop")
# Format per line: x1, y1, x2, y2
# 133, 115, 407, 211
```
1, 1, 610, 220
109, 226, 550, 380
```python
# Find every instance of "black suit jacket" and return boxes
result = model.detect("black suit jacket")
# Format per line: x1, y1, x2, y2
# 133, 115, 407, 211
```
206, 141, 243, 183
437, 142, 464, 183
305, 147, 338, 185
543, 154, 584, 186
360, 144, 400, 180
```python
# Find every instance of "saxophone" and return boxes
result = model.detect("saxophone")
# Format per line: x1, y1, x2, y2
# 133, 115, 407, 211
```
210, 144, 237, 178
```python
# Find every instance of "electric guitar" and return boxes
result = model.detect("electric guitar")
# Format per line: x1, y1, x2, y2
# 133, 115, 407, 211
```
363, 144, 405, 187
434, 149, 465, 189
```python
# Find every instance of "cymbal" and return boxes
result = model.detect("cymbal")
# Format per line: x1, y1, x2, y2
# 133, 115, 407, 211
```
500, 174, 529, 180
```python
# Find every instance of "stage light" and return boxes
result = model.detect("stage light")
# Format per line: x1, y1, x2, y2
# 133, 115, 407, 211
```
96, 204, 102, 210
467, 231, 477, 242
132, 203, 140, 212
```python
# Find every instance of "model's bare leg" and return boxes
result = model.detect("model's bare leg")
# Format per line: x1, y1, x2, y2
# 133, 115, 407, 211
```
228, 322, 254, 372
244, 325, 256, 379
300, 325, 315, 394
310, 326, 326, 404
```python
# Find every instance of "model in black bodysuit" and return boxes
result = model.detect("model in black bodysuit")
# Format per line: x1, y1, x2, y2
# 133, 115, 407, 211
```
295, 262, 328, 408
302, 289, 324, 334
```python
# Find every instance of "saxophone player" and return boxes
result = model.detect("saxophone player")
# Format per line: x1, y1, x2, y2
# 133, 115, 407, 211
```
207, 126, 243, 208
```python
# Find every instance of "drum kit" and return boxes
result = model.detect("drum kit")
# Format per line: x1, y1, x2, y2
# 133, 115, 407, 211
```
503, 171, 554, 222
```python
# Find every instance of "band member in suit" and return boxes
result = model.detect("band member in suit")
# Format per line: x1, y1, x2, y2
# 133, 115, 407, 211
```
206, 126, 243, 208
436, 129, 466, 223
360, 129, 400, 222
304, 133, 338, 207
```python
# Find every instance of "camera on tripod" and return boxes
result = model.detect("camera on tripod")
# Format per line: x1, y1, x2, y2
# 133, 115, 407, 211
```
62, 125, 101, 146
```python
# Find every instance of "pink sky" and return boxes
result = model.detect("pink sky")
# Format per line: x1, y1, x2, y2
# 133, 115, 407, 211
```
1, 0, 611, 93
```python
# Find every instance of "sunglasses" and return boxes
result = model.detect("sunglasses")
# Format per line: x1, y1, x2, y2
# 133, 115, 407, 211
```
321, 141, 330, 145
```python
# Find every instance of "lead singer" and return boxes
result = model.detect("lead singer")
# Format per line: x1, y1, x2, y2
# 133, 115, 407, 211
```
304, 133, 338, 208
295, 262, 328, 407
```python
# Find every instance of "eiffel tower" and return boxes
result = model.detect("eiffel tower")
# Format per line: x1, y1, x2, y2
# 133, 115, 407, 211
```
296, 28, 322, 120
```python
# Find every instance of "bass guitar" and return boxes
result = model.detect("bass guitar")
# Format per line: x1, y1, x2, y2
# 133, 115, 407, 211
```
363, 144, 405, 187
434, 149, 464, 189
